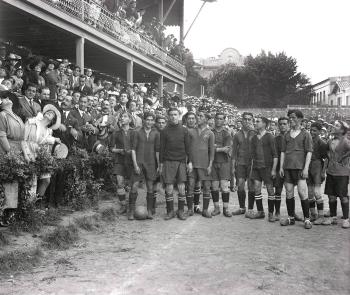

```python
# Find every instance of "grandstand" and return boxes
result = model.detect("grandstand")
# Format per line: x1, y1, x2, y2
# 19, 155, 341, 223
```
0, 0, 186, 96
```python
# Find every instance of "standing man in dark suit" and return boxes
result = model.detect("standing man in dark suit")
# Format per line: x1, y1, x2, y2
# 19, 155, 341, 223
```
17, 83, 41, 122
45, 62, 69, 101
69, 95, 97, 150
54, 95, 80, 148
73, 75, 93, 96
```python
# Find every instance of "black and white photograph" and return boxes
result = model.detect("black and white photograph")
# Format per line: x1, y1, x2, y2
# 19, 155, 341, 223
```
0, 0, 349, 294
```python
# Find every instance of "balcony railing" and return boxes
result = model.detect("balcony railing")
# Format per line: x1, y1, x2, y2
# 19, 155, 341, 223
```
37, 0, 186, 76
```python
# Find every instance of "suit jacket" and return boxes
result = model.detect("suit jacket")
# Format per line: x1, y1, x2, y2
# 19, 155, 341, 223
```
69, 108, 97, 151
53, 109, 80, 148
73, 85, 93, 96
17, 95, 41, 123
69, 75, 80, 90
85, 77, 94, 89
45, 70, 69, 100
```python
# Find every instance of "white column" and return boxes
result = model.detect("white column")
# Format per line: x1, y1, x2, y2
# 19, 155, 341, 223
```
158, 75, 164, 98
126, 60, 133, 84
76, 37, 85, 70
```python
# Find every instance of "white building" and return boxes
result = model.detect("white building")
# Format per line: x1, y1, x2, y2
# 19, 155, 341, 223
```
329, 80, 350, 106
312, 76, 350, 106
194, 48, 244, 79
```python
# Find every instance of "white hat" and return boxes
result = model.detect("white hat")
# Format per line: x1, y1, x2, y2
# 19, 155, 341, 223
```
43, 104, 61, 130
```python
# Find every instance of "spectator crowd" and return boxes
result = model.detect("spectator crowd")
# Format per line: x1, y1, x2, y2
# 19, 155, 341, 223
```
0, 42, 349, 231
47, 0, 186, 60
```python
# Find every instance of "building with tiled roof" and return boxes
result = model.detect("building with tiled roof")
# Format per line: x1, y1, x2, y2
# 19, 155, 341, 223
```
312, 76, 350, 106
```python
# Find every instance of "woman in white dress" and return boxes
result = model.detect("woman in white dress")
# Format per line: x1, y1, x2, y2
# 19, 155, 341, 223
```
21, 104, 61, 209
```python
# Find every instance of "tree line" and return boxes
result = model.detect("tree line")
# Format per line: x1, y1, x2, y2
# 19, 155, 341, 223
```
184, 50, 312, 108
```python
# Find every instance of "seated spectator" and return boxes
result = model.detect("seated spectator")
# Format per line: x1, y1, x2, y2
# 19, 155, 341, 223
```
85, 68, 95, 89
17, 83, 42, 122
5, 53, 21, 77
128, 99, 142, 130
45, 62, 69, 100
74, 75, 93, 96
11, 67, 24, 93
26, 61, 46, 90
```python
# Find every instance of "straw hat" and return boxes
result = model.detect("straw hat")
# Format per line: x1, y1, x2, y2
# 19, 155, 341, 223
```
43, 104, 61, 130
53, 143, 68, 159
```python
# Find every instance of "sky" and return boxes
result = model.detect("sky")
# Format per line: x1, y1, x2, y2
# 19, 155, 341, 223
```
167, 0, 350, 83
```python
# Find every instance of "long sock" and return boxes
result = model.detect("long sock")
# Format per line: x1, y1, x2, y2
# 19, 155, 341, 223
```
194, 187, 201, 206
186, 195, 193, 210
146, 194, 154, 215
153, 191, 158, 208
316, 200, 324, 215
165, 193, 174, 213
329, 201, 337, 217
268, 195, 275, 214
286, 197, 295, 217
203, 194, 210, 210
255, 194, 263, 211
248, 191, 255, 210
237, 190, 246, 209
211, 190, 220, 203
341, 197, 349, 219
301, 199, 310, 219
275, 195, 281, 214
309, 199, 316, 209
222, 192, 229, 205
178, 194, 186, 211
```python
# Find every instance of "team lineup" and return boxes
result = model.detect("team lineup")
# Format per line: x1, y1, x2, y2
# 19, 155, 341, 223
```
110, 107, 350, 229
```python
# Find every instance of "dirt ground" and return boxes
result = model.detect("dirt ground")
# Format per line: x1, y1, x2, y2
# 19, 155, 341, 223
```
1, 188, 349, 295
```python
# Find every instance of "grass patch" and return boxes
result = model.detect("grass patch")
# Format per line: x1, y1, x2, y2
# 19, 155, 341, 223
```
42, 224, 79, 250
9, 208, 62, 235
0, 232, 9, 247
9, 210, 44, 235
100, 207, 117, 222
0, 247, 43, 274
74, 214, 100, 231
42, 209, 62, 226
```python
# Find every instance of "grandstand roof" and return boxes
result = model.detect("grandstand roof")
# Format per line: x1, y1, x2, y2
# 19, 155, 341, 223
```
138, 0, 184, 27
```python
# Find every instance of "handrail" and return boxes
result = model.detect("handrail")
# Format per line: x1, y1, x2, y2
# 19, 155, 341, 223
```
36, 0, 186, 75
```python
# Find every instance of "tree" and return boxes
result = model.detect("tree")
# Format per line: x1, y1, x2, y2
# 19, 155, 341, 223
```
183, 49, 207, 97
208, 51, 311, 107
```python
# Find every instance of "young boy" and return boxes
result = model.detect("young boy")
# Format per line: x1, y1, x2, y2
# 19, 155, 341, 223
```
273, 117, 289, 220
323, 121, 350, 228
159, 108, 192, 220
250, 117, 278, 221
187, 109, 215, 218
279, 110, 313, 229
307, 122, 328, 224
131, 112, 160, 219
110, 111, 135, 216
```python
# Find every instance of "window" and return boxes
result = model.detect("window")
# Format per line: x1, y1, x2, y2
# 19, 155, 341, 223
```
317, 93, 319, 104
347, 96, 349, 106
323, 91, 325, 103
338, 97, 342, 105
331, 100, 333, 106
